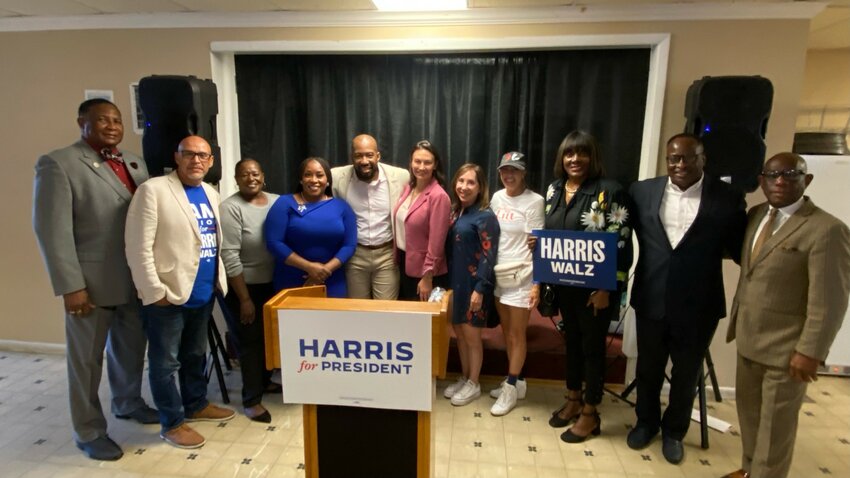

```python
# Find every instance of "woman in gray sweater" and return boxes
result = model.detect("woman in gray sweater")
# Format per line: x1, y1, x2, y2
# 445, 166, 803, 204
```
221, 158, 279, 423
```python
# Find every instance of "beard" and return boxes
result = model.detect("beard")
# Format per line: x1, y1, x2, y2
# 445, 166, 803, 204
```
354, 162, 377, 181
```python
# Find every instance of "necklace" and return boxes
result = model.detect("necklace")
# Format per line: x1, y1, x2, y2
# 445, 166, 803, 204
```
295, 193, 309, 213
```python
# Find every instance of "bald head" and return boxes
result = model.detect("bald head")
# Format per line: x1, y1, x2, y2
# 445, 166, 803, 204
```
352, 134, 378, 152
765, 152, 807, 173
759, 152, 812, 208
351, 133, 381, 182
175, 135, 214, 186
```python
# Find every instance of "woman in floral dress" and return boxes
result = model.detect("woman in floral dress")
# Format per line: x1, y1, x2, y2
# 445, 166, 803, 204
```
538, 131, 633, 443
443, 163, 500, 407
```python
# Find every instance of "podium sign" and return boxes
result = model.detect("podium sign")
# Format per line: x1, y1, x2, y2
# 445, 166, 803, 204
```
532, 229, 619, 290
278, 309, 433, 412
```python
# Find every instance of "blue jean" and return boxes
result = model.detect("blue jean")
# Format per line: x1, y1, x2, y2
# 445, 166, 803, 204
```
142, 300, 212, 432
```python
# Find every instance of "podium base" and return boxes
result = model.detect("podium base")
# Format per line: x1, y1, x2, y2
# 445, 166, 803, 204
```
309, 404, 419, 477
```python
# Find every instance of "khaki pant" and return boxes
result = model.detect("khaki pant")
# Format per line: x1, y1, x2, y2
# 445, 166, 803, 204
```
736, 353, 808, 478
345, 244, 399, 300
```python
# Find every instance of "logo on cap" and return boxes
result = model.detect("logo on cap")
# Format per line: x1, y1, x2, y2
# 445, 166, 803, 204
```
499, 151, 526, 170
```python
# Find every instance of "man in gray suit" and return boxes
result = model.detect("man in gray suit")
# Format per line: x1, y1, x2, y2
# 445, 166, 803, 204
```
33, 99, 158, 461
724, 152, 850, 478
331, 134, 409, 299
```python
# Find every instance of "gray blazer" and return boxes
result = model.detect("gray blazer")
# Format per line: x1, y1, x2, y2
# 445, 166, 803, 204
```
33, 140, 149, 307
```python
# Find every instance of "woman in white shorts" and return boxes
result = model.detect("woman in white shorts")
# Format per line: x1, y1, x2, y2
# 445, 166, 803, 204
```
489, 151, 545, 416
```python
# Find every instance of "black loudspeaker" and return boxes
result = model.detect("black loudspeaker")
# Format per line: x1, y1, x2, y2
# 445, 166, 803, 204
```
139, 75, 221, 182
684, 76, 773, 192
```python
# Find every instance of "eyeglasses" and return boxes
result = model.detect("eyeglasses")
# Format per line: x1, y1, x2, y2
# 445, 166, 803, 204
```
180, 150, 212, 161
416, 140, 432, 148
665, 154, 700, 165
761, 169, 805, 181
353, 151, 377, 160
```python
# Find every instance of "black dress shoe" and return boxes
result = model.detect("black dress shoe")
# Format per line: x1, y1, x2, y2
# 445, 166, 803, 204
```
548, 397, 582, 428
627, 425, 659, 450
662, 435, 684, 464
115, 404, 159, 424
76, 436, 123, 461
560, 411, 601, 444
248, 411, 272, 423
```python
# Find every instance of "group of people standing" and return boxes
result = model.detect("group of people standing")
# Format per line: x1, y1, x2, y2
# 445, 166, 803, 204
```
32, 98, 850, 478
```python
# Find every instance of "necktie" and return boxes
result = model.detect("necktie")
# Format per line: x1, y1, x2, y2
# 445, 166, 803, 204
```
750, 208, 778, 265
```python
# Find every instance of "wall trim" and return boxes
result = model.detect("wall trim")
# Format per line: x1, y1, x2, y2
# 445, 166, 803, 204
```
210, 33, 670, 197
0, 3, 826, 33
0, 339, 65, 355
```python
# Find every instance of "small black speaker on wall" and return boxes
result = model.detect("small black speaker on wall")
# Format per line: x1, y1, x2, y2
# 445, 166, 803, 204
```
684, 75, 773, 192
138, 75, 221, 183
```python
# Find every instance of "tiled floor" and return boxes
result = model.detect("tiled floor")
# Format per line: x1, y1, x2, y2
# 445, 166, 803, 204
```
0, 350, 848, 478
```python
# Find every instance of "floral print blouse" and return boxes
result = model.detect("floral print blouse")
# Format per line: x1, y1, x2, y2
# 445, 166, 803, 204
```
543, 177, 634, 292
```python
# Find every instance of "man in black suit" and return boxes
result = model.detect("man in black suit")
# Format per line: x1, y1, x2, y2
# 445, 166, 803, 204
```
626, 133, 747, 464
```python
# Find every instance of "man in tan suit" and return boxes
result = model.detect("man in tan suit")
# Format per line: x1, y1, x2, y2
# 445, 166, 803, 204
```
724, 152, 850, 478
126, 135, 234, 450
331, 134, 409, 299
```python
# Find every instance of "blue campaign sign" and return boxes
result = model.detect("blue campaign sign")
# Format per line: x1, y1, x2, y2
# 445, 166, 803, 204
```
532, 229, 618, 290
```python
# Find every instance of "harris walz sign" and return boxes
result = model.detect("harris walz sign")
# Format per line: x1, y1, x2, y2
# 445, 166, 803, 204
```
532, 229, 618, 291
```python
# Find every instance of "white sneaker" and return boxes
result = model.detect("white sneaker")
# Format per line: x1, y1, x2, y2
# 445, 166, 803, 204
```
443, 377, 467, 399
489, 378, 527, 399
450, 381, 481, 406
490, 383, 518, 416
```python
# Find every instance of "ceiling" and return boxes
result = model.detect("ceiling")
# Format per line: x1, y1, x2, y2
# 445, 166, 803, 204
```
0, 0, 846, 49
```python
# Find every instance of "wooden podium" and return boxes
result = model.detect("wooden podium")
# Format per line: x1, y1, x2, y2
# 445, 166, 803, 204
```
263, 286, 452, 478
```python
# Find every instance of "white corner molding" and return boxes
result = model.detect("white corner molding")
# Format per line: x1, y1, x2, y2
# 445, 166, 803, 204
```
211, 33, 668, 54
210, 33, 670, 197
0, 3, 827, 32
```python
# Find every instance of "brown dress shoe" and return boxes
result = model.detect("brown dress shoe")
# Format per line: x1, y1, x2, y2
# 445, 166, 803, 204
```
186, 403, 236, 422
721, 470, 749, 478
161, 424, 206, 449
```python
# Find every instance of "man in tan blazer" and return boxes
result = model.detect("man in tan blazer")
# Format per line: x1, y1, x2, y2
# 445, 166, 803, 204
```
331, 133, 409, 299
724, 152, 850, 478
125, 136, 234, 450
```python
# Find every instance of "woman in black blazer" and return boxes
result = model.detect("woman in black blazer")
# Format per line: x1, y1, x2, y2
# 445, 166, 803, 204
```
538, 131, 633, 443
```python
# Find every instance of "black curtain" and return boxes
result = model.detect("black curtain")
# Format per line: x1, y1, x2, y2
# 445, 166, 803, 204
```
235, 49, 650, 196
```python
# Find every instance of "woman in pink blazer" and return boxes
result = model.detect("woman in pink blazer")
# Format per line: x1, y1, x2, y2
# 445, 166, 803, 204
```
393, 140, 452, 301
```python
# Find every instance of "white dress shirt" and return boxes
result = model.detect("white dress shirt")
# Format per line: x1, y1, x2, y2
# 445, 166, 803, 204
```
394, 193, 413, 251
660, 175, 704, 248
751, 196, 805, 252
347, 166, 393, 246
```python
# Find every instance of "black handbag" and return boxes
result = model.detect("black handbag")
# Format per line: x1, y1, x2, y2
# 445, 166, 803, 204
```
536, 283, 558, 317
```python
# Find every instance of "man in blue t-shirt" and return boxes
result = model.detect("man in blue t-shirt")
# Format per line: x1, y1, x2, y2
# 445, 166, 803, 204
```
126, 135, 234, 449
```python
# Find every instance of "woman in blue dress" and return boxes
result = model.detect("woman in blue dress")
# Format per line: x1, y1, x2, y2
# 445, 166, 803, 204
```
264, 157, 357, 298
443, 163, 500, 407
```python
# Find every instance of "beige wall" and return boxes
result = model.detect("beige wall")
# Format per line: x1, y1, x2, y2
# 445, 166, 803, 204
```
0, 19, 810, 386
798, 48, 850, 132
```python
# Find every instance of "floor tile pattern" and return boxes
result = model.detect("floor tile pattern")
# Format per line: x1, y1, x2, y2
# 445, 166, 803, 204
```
0, 351, 848, 477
